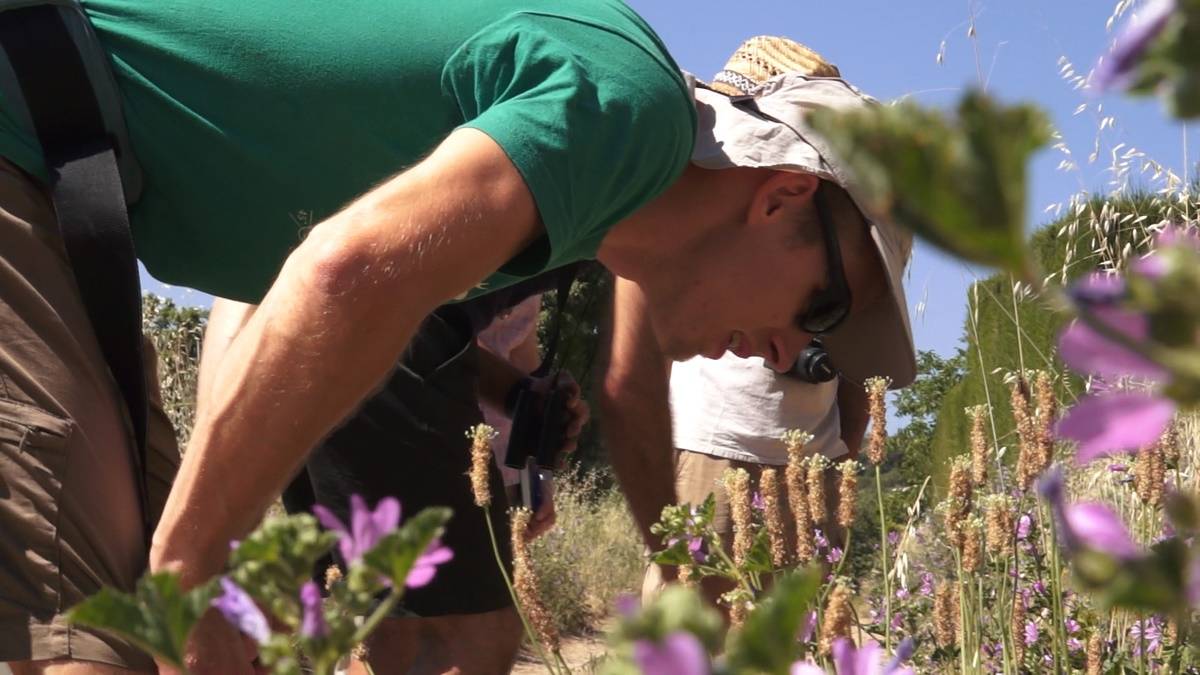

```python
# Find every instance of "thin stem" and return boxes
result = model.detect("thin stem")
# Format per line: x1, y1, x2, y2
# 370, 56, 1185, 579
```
875, 465, 892, 651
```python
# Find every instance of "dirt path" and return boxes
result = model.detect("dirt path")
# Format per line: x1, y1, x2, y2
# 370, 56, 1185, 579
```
511, 630, 610, 674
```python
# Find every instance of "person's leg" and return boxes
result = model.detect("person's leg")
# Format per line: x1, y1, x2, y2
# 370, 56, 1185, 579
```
0, 159, 163, 673
298, 308, 521, 674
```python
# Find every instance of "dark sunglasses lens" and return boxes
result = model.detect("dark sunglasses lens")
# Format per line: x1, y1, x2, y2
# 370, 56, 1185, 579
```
800, 291, 845, 334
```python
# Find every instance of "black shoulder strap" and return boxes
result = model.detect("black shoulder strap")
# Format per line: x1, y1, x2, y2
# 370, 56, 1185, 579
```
0, 4, 150, 542
531, 267, 577, 378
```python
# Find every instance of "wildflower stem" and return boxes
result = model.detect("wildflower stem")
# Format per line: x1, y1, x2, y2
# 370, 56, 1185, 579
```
875, 464, 891, 652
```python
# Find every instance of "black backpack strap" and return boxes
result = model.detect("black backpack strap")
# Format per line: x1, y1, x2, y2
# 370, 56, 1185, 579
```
530, 267, 578, 378
0, 4, 150, 542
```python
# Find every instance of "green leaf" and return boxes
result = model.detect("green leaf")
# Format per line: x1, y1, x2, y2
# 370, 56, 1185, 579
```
725, 566, 822, 674
807, 91, 1051, 280
68, 572, 217, 668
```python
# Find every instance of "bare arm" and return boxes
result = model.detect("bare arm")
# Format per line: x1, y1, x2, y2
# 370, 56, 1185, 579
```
195, 298, 256, 415
151, 129, 542, 585
598, 277, 675, 548
836, 378, 870, 460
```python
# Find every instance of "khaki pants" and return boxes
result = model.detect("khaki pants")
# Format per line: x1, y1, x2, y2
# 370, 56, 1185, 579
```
642, 449, 843, 607
0, 159, 180, 669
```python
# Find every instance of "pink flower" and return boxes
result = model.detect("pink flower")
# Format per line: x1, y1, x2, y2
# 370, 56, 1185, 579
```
1093, 0, 1177, 91
790, 638, 914, 675
405, 538, 453, 588
314, 495, 400, 564
632, 632, 710, 675
1056, 393, 1175, 463
211, 577, 270, 645
299, 581, 328, 639
1038, 467, 1140, 559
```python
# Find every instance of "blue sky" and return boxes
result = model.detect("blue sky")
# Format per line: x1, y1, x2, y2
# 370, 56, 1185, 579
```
145, 0, 1197, 362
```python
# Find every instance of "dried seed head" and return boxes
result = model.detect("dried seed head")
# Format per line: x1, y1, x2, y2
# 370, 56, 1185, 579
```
678, 564, 695, 588
983, 495, 1015, 558
933, 581, 959, 648
1160, 419, 1180, 467
323, 564, 344, 591
510, 508, 560, 651
786, 453, 815, 563
836, 460, 860, 530
820, 582, 854, 655
760, 468, 789, 567
467, 424, 498, 507
723, 468, 754, 567
807, 455, 831, 527
945, 456, 973, 549
864, 376, 891, 465
967, 404, 990, 487
1011, 592, 1027, 664
352, 641, 370, 663
1012, 379, 1038, 492
1086, 632, 1103, 675
1033, 371, 1057, 475
1134, 441, 1166, 507
961, 517, 983, 574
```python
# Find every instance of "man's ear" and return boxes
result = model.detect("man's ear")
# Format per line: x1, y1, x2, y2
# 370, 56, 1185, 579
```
748, 171, 820, 226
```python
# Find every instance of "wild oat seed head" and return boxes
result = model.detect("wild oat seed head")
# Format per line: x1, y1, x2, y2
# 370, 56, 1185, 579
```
510, 507, 560, 650
467, 424, 498, 507
836, 460, 860, 530
864, 376, 891, 465
760, 468, 789, 567
806, 455, 830, 527
820, 582, 854, 656
967, 404, 990, 487
723, 468, 754, 567
933, 581, 959, 648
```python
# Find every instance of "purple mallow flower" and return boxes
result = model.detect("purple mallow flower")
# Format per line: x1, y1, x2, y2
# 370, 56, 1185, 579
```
1024, 621, 1039, 646
299, 581, 328, 639
919, 572, 934, 596
633, 631, 710, 675
406, 538, 453, 588
1038, 467, 1140, 559
827, 547, 843, 564
751, 492, 765, 513
667, 535, 708, 565
1094, 0, 1176, 91
791, 638, 914, 675
211, 577, 270, 645
1016, 514, 1032, 541
799, 609, 818, 643
314, 494, 401, 564
1129, 617, 1164, 656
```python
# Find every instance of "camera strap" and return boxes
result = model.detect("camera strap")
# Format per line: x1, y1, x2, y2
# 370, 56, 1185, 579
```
530, 267, 578, 379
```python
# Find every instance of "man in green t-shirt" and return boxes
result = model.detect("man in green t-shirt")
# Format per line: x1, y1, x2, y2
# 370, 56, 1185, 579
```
0, 0, 917, 670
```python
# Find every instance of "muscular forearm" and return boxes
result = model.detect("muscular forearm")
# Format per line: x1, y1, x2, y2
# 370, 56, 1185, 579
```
150, 129, 540, 586
599, 277, 675, 548
196, 299, 257, 416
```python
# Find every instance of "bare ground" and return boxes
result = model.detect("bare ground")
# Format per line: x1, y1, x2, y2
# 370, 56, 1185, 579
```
511, 629, 610, 674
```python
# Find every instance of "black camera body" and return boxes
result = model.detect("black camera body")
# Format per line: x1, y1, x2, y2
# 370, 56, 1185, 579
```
504, 380, 570, 472
787, 338, 838, 384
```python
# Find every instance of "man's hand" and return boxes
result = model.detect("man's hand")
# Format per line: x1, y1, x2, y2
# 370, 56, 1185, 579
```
523, 480, 557, 540
528, 371, 590, 462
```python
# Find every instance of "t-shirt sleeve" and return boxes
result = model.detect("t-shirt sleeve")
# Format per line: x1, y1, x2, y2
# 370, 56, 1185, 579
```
443, 13, 695, 272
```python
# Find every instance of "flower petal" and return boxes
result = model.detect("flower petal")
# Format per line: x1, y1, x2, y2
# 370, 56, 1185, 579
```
1056, 393, 1175, 462
1058, 310, 1166, 380
632, 632, 710, 675
312, 505, 347, 535
372, 496, 401, 537
790, 663, 826, 675
299, 581, 328, 639
404, 564, 438, 589
1066, 503, 1139, 559
884, 638, 916, 675
212, 577, 270, 645
1094, 0, 1176, 91
1069, 272, 1126, 305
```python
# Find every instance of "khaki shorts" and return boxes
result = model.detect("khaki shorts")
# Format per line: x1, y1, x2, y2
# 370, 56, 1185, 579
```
642, 449, 843, 605
0, 159, 180, 670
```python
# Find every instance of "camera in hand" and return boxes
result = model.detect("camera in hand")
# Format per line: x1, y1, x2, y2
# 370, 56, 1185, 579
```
504, 379, 571, 510
787, 338, 837, 383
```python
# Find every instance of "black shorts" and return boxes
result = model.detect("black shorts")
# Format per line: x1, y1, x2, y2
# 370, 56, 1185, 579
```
283, 307, 513, 617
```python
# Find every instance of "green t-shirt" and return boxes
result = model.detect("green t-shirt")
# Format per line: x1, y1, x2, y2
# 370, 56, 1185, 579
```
0, 0, 695, 302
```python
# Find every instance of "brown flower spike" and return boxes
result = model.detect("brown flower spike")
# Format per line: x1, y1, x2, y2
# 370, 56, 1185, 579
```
1086, 632, 1103, 675
467, 424, 497, 507
864, 376, 891, 466
511, 508, 560, 651
807, 454, 830, 528
723, 468, 754, 567
1012, 379, 1038, 492
820, 582, 854, 656
945, 456, 973, 550
1033, 371, 1057, 476
837, 460, 860, 530
933, 581, 959, 648
760, 468, 789, 567
967, 404, 990, 487
785, 441, 815, 563
983, 495, 1014, 558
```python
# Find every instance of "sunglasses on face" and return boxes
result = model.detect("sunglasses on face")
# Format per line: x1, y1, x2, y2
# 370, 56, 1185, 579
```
794, 183, 852, 335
